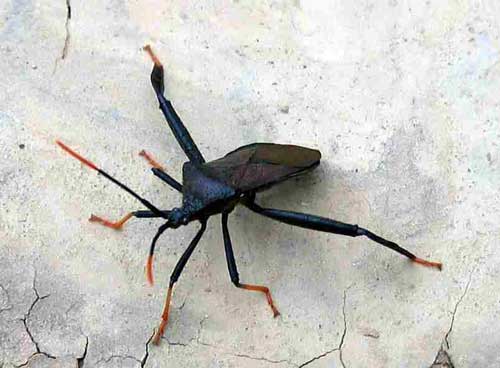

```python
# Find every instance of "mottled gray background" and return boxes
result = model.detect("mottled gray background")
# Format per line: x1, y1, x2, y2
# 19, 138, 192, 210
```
1, 1, 499, 367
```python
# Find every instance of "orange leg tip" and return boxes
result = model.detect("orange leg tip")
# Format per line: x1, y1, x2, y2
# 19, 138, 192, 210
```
412, 257, 443, 271
152, 319, 168, 345
88, 214, 124, 230
143, 45, 162, 66
139, 150, 164, 170
55, 139, 66, 148
146, 255, 154, 286
269, 302, 280, 317
239, 284, 280, 316
152, 330, 162, 346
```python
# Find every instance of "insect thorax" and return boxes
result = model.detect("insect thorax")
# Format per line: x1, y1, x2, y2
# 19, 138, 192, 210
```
181, 163, 236, 216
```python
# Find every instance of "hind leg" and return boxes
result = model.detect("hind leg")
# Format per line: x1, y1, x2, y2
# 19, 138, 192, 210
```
245, 201, 442, 270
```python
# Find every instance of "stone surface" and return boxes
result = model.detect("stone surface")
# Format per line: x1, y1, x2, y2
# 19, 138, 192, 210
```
1, 1, 499, 367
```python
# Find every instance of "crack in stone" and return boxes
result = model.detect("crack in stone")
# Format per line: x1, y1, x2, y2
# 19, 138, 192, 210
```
96, 331, 154, 367
61, 0, 71, 60
14, 274, 91, 367
165, 339, 188, 347
149, 300, 353, 368
53, 0, 71, 72
194, 315, 209, 345
231, 353, 291, 365
140, 330, 155, 367
96, 355, 141, 365
156, 315, 209, 347
431, 346, 455, 368
0, 284, 12, 313
430, 269, 474, 367
178, 296, 187, 311
157, 315, 295, 365
77, 336, 89, 368
65, 300, 79, 317
18, 273, 55, 366
299, 289, 349, 368
16, 353, 53, 368
298, 347, 338, 368
174, 289, 350, 367
197, 340, 216, 348
444, 271, 473, 350
338, 289, 348, 368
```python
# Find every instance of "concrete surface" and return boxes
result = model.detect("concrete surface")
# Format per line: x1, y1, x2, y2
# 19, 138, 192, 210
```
1, 1, 499, 367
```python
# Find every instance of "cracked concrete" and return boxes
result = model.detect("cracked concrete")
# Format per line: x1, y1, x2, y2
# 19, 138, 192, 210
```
19, 274, 54, 364
431, 347, 454, 368
444, 270, 474, 351
76, 337, 88, 368
298, 289, 348, 368
429, 269, 475, 368
0, 285, 12, 314
53, 0, 71, 74
2, 1, 500, 367
60, 0, 71, 60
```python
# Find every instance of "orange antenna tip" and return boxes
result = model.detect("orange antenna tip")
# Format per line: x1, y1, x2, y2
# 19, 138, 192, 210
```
56, 140, 98, 171
143, 45, 162, 66
146, 255, 154, 285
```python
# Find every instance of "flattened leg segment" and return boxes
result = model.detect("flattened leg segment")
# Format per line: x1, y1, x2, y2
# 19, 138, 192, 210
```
143, 45, 205, 164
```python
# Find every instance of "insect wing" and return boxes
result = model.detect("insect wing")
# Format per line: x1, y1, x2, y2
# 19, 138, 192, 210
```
202, 143, 321, 192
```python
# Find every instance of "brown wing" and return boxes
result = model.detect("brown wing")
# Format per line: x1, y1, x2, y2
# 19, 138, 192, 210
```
200, 143, 321, 192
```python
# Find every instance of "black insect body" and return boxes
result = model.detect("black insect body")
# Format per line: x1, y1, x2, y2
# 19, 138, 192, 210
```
57, 45, 442, 345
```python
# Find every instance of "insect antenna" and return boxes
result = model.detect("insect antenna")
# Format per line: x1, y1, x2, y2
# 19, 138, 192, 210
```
147, 222, 171, 285
56, 140, 165, 217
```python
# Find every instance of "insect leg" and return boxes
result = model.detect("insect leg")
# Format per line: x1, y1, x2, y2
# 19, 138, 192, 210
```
152, 220, 207, 345
245, 202, 442, 270
221, 213, 280, 317
138, 149, 183, 192
89, 210, 171, 230
143, 45, 205, 164
152, 168, 183, 193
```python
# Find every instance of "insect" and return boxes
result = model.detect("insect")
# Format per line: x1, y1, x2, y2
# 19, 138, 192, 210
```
57, 45, 442, 345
